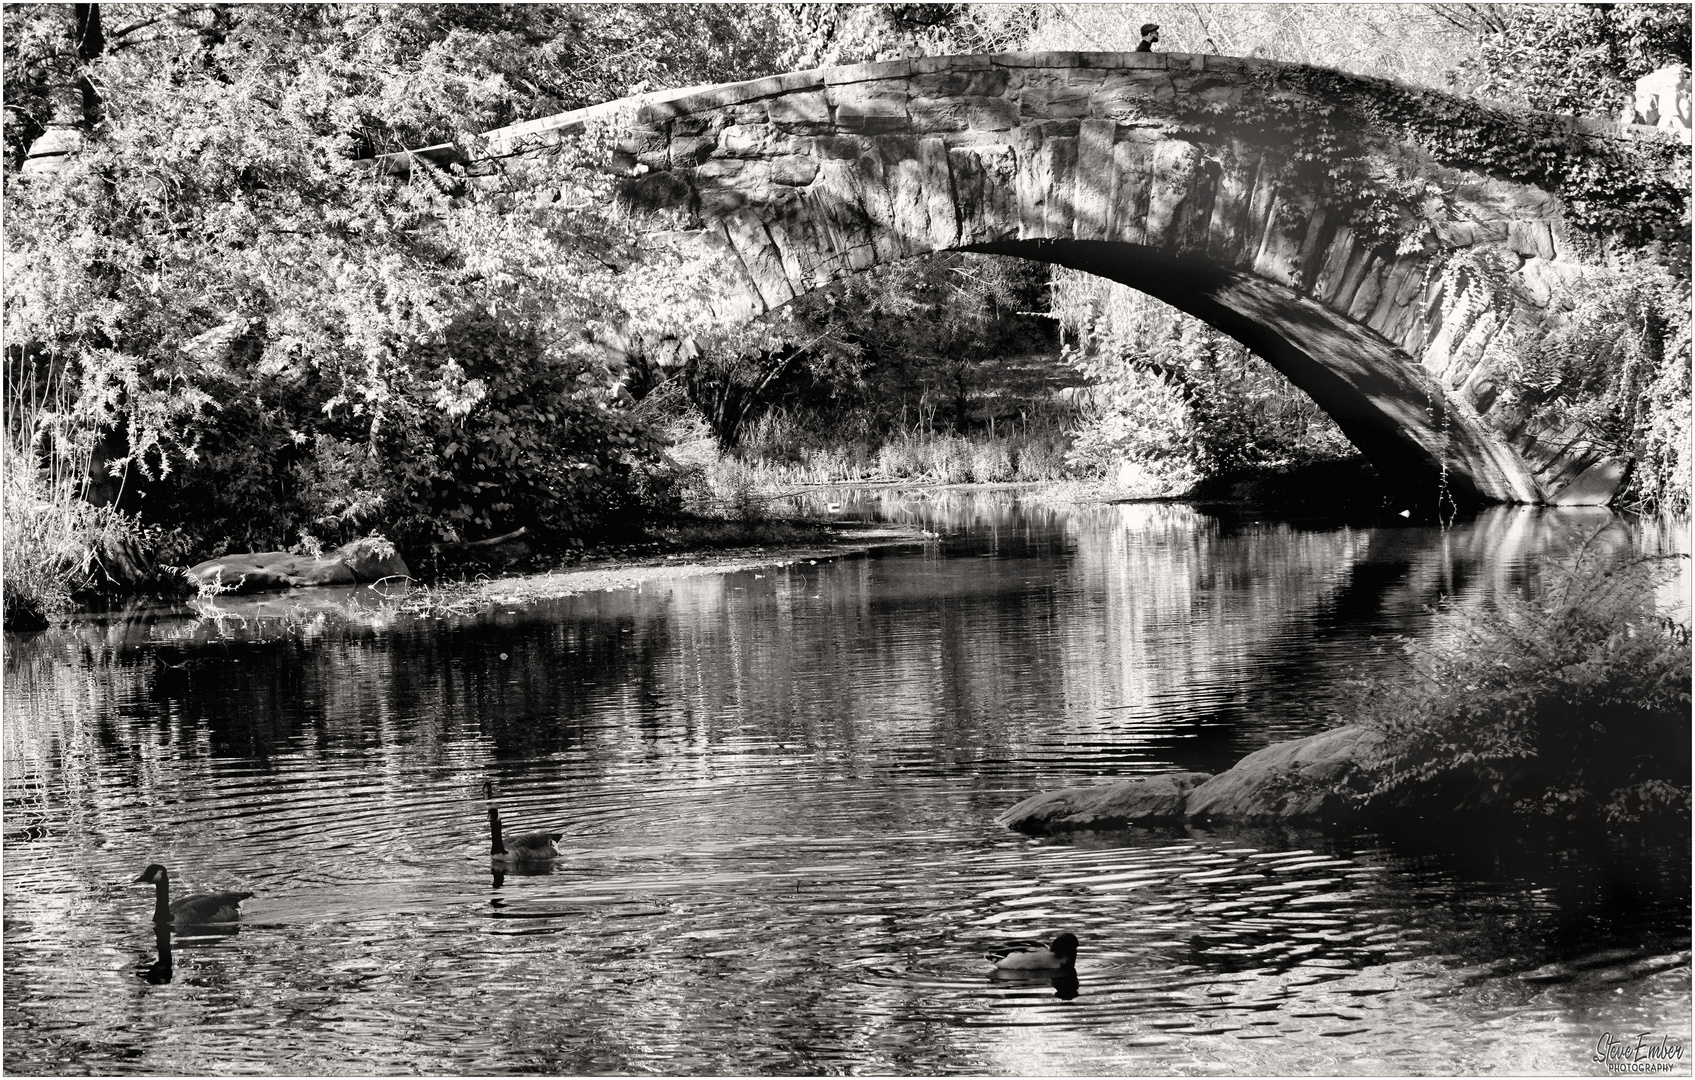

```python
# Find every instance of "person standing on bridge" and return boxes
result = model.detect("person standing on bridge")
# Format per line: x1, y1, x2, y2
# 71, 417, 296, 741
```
1135, 23, 1160, 51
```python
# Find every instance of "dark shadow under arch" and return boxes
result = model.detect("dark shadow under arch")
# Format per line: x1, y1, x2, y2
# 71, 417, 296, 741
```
965, 240, 1518, 507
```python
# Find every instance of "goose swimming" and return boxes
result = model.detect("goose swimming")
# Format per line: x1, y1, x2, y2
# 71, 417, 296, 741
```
484, 781, 562, 863
135, 864, 252, 924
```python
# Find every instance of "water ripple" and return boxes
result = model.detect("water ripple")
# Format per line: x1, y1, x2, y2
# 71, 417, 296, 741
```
6, 500, 1689, 1074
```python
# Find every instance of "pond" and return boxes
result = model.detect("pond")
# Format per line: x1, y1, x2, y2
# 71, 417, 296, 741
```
4, 491, 1690, 1075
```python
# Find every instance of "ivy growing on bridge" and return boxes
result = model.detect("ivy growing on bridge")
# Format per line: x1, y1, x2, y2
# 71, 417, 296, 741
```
1263, 66, 1689, 251
1164, 64, 1688, 261
1154, 62, 1689, 512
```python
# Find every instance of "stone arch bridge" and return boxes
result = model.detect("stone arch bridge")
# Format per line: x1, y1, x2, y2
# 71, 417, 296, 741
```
407, 52, 1685, 506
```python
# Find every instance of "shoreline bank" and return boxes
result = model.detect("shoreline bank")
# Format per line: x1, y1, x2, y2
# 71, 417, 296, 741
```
9, 521, 939, 632
393, 522, 936, 616
1, 461, 1408, 629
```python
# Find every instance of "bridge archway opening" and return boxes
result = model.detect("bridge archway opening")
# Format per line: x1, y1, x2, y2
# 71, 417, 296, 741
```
961, 240, 1462, 503
720, 238, 1472, 507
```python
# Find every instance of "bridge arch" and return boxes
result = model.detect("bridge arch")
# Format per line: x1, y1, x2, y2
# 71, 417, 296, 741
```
478, 52, 1683, 505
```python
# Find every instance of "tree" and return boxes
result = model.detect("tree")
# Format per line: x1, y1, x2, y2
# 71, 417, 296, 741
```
772, 3, 1039, 70
3, 5, 824, 558
1446, 3, 1692, 114
1015, 4, 1473, 87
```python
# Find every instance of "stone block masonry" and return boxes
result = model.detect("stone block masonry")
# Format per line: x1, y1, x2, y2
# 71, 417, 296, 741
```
471, 52, 1685, 507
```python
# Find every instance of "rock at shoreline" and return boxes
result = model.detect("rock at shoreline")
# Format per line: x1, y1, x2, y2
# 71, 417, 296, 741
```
998, 725, 1386, 834
187, 538, 410, 595
1184, 725, 1385, 826
997, 772, 1213, 834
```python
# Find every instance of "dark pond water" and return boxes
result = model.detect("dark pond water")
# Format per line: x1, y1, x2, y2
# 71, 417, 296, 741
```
4, 490, 1690, 1075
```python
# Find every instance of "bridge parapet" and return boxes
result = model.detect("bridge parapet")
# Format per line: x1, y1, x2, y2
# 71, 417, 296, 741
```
484, 52, 1666, 158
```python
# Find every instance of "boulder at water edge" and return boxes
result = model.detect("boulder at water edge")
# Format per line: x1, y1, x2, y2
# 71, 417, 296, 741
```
998, 725, 1388, 834
997, 771, 1213, 834
1183, 725, 1385, 826
187, 538, 410, 595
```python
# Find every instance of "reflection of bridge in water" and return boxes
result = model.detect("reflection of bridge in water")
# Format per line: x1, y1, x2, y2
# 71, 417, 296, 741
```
785, 492, 1678, 765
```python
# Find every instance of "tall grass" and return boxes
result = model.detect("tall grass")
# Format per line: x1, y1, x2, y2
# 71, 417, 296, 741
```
724, 405, 1075, 491
3, 353, 152, 628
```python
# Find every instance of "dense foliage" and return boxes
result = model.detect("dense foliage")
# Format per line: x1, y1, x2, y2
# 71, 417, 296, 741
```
1019, 3, 1472, 86
1052, 270, 1355, 496
1494, 259, 1691, 514
1360, 550, 1691, 829
1455, 2, 1692, 117
0, 437, 150, 628
1225, 63, 1692, 250
3, 4, 835, 572
679, 252, 1052, 445
0, 4, 1052, 590
616, 250, 1069, 498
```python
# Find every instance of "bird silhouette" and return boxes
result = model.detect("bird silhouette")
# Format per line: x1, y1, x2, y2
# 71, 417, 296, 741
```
483, 781, 562, 863
986, 932, 1078, 971
134, 864, 252, 924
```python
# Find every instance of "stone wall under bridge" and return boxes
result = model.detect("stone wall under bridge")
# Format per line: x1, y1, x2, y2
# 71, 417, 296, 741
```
439, 51, 1686, 506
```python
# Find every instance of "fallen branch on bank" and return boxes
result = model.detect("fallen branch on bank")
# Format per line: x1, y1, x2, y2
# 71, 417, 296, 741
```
428, 526, 529, 555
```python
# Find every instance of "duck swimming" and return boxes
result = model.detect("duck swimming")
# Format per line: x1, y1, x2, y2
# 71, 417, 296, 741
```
135, 864, 252, 924
986, 933, 1079, 971
484, 781, 562, 863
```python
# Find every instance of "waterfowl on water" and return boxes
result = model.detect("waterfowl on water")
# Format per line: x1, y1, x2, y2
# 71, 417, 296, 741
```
484, 781, 562, 863
986, 933, 1079, 971
135, 864, 252, 924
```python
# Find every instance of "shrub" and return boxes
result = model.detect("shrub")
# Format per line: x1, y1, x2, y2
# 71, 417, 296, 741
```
699, 456, 773, 523
368, 313, 655, 548
1063, 367, 1205, 496
738, 409, 808, 465
1053, 268, 1360, 491
875, 433, 924, 479
922, 434, 969, 484
623, 379, 720, 516
2, 349, 161, 627
1359, 546, 1691, 828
